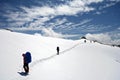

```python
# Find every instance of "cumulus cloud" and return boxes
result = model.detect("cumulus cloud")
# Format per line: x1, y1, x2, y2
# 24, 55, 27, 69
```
86, 33, 111, 42
41, 28, 62, 38
85, 33, 120, 45
41, 27, 78, 39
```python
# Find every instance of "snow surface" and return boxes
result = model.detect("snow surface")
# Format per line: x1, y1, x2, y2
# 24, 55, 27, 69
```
0, 30, 120, 80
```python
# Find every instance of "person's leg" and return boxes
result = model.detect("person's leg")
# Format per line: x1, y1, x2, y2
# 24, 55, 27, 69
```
23, 63, 28, 73
26, 63, 29, 73
57, 50, 59, 55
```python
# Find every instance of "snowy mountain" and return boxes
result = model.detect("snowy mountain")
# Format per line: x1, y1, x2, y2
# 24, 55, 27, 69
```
0, 30, 120, 80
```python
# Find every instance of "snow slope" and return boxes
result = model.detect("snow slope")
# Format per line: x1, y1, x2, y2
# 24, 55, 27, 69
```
0, 30, 120, 80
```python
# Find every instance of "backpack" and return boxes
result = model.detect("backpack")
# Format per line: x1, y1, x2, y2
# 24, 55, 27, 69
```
25, 52, 32, 63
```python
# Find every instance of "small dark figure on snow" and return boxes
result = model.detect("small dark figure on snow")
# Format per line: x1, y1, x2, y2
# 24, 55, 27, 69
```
22, 52, 32, 74
84, 40, 86, 43
56, 46, 60, 55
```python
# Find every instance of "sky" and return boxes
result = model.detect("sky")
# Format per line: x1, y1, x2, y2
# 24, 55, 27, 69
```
0, 0, 120, 44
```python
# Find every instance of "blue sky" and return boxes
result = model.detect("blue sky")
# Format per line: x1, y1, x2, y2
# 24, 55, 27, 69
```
0, 0, 120, 44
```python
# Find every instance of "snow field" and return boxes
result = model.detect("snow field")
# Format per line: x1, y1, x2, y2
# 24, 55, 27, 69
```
0, 30, 120, 80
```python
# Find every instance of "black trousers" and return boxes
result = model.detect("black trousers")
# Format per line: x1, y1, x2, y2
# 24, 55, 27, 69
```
57, 50, 59, 55
23, 63, 29, 73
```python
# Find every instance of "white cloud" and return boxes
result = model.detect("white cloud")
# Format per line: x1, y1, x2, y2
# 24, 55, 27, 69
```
58, 19, 92, 31
86, 33, 111, 42
41, 27, 78, 39
4, 0, 104, 30
56, 0, 96, 16
41, 28, 62, 38
99, 0, 120, 10
22, 6, 55, 17
56, 5, 75, 15
95, 11, 101, 15
107, 31, 120, 39
46, 18, 92, 32
118, 27, 120, 30
70, 19, 92, 28
85, 33, 120, 45
29, 17, 52, 27
109, 0, 120, 2
48, 18, 69, 29
54, 18, 67, 26
83, 25, 113, 33
70, 0, 103, 6
69, 0, 85, 7
10, 27, 42, 31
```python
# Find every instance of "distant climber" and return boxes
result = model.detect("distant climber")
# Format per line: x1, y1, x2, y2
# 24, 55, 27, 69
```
22, 52, 32, 74
56, 46, 60, 55
84, 40, 86, 43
